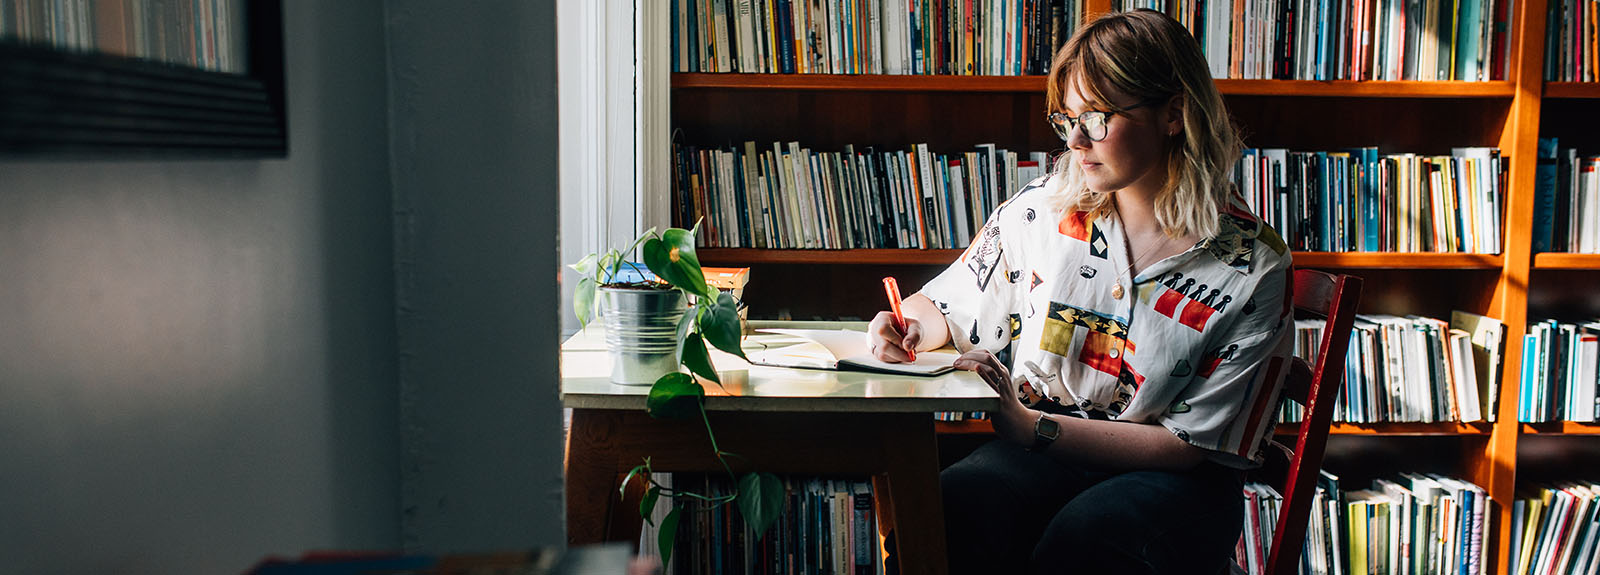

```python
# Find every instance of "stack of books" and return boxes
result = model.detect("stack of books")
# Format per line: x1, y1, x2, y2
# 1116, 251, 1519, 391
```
672, 0, 1079, 76
1280, 311, 1505, 425
1545, 0, 1600, 82
674, 141, 1052, 250
639, 473, 882, 575
1518, 319, 1600, 423
1236, 472, 1493, 575
1510, 484, 1600, 575
1120, 0, 1512, 81
1235, 147, 1505, 254
1533, 138, 1600, 254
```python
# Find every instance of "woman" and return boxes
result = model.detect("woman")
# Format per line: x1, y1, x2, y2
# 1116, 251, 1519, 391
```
869, 10, 1294, 574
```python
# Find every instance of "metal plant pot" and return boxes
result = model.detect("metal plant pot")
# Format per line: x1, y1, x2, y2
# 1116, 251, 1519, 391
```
600, 286, 687, 385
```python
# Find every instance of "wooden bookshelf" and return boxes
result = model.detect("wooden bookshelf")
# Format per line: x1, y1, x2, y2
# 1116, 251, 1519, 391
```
1520, 421, 1600, 434
700, 248, 1503, 269
676, 73, 1516, 98
936, 420, 1494, 436
1543, 82, 1600, 99
664, 0, 1584, 571
1532, 252, 1600, 269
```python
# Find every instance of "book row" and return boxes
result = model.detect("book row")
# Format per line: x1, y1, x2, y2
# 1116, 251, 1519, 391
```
1232, 472, 1497, 575
0, 0, 247, 73
1532, 138, 1600, 254
639, 474, 883, 575
1511, 483, 1600, 575
1237, 147, 1505, 254
672, 0, 1079, 76
1280, 311, 1505, 425
1122, 0, 1512, 81
1518, 319, 1600, 423
673, 142, 1051, 250
1545, 0, 1600, 82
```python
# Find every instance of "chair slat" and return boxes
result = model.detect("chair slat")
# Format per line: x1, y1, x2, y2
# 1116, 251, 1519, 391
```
1263, 269, 1363, 575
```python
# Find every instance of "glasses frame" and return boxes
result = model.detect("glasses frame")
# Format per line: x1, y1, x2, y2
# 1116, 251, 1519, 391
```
1046, 99, 1162, 143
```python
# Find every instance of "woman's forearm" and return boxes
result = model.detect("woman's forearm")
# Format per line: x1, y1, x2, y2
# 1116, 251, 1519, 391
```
1032, 412, 1209, 471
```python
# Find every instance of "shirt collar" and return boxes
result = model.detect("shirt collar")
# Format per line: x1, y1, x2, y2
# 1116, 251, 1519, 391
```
1195, 194, 1288, 275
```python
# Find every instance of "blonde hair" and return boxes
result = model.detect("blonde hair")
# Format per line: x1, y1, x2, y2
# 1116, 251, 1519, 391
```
1044, 9, 1242, 240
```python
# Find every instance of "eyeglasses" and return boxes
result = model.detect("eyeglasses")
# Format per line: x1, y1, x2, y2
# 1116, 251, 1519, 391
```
1046, 100, 1159, 143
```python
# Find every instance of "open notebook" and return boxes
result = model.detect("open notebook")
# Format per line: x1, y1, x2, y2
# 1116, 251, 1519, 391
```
747, 328, 959, 376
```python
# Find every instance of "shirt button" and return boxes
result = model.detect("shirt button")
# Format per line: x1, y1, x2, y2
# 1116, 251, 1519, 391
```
1108, 348, 1121, 359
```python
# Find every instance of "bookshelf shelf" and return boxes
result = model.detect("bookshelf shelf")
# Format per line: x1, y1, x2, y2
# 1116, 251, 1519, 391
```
1520, 421, 1600, 434
673, 73, 1516, 98
932, 420, 997, 435
935, 420, 1493, 436
698, 248, 963, 266
1216, 79, 1516, 98
673, 72, 1043, 92
1532, 252, 1600, 269
1543, 82, 1600, 99
1289, 422, 1496, 436
1293, 252, 1503, 269
698, 248, 1502, 269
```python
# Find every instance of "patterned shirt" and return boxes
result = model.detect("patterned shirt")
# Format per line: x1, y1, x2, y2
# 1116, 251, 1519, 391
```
919, 177, 1295, 468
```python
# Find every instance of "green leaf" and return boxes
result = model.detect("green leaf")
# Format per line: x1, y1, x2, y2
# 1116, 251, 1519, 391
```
737, 472, 785, 540
574, 277, 596, 327
658, 506, 682, 568
674, 303, 697, 349
640, 486, 661, 526
699, 291, 747, 360
642, 234, 713, 298
679, 332, 720, 385
646, 372, 704, 420
597, 251, 619, 284
569, 253, 597, 276
619, 462, 648, 497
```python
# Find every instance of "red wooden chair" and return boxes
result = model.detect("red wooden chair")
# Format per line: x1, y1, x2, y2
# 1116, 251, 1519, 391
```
1259, 268, 1363, 575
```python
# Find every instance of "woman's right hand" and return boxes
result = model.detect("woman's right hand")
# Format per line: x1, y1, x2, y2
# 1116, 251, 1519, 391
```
868, 311, 922, 363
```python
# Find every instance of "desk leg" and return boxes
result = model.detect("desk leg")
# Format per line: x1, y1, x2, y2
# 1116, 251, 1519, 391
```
565, 409, 623, 546
879, 414, 948, 575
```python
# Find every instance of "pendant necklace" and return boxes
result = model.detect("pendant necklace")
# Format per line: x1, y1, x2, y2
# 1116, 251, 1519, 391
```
1113, 232, 1175, 301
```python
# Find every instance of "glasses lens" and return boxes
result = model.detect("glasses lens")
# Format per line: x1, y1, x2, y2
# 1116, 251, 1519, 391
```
1082, 112, 1108, 141
1049, 114, 1070, 141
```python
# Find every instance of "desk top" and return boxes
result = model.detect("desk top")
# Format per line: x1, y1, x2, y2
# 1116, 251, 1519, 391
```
561, 321, 1000, 413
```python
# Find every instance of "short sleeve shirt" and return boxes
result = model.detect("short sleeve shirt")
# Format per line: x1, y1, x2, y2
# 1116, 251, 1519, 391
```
919, 177, 1295, 468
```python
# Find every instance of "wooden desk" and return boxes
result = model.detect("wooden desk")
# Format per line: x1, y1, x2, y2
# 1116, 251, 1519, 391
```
562, 322, 998, 575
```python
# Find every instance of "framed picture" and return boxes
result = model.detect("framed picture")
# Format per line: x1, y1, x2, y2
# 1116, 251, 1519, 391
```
0, 0, 285, 157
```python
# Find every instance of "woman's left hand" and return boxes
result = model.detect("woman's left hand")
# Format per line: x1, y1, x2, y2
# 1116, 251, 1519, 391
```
953, 349, 1037, 447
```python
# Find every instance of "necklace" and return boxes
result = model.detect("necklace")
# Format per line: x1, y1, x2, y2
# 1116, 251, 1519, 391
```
1112, 232, 1175, 300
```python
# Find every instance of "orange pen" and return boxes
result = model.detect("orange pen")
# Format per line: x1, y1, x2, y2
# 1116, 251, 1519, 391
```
883, 277, 915, 361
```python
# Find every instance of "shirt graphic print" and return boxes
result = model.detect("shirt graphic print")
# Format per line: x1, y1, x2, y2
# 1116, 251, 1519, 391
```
919, 177, 1295, 468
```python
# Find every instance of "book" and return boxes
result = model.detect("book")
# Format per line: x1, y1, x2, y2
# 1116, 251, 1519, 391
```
1451, 310, 1505, 422
748, 328, 960, 375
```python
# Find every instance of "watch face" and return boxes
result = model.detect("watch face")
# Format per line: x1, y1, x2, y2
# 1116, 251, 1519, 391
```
1038, 416, 1061, 440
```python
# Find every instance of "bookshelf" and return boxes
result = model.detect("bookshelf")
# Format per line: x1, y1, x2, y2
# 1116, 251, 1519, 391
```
663, 0, 1600, 572
0, 0, 286, 157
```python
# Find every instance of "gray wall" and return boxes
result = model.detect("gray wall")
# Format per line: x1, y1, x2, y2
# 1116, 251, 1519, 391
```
387, 0, 566, 552
0, 0, 564, 571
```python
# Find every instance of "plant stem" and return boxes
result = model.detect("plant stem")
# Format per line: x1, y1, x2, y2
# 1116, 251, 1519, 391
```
699, 399, 739, 487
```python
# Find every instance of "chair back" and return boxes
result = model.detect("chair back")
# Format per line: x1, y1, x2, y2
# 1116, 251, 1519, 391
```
1263, 269, 1362, 575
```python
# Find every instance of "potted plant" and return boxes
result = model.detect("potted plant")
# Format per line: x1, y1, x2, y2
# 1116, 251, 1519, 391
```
570, 224, 784, 566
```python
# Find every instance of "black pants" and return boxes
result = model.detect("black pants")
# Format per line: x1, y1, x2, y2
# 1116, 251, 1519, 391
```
931, 440, 1245, 575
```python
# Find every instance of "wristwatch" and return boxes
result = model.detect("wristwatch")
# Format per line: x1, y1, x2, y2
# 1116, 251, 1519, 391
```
1026, 412, 1060, 452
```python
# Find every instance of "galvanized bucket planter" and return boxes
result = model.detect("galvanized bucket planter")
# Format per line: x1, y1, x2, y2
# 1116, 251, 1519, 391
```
600, 286, 687, 385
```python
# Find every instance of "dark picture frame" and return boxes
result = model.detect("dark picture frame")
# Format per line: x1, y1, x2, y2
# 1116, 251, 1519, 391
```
0, 0, 285, 158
